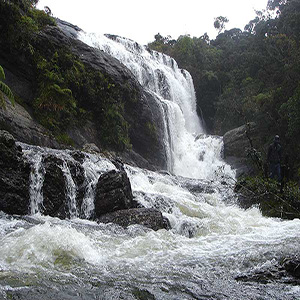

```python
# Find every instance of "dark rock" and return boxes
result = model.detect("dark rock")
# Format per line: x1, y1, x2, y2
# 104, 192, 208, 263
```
67, 157, 86, 214
42, 22, 168, 170
41, 155, 68, 218
94, 169, 135, 217
0, 19, 168, 170
283, 258, 300, 278
55, 19, 81, 39
0, 95, 60, 149
223, 122, 264, 177
66, 121, 99, 150
0, 130, 30, 215
236, 257, 300, 285
132, 288, 156, 300
98, 208, 170, 231
69, 150, 86, 164
118, 149, 158, 171
178, 177, 215, 195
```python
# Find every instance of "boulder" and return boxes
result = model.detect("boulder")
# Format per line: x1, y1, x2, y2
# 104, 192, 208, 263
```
97, 208, 170, 231
41, 153, 87, 218
82, 143, 101, 154
223, 122, 263, 177
94, 168, 136, 217
0, 130, 30, 215
283, 258, 300, 278
41, 155, 71, 218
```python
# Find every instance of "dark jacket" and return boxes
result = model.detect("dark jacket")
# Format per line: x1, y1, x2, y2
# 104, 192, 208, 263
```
267, 142, 282, 164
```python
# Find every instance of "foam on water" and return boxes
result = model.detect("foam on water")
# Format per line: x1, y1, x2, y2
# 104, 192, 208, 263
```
78, 32, 235, 180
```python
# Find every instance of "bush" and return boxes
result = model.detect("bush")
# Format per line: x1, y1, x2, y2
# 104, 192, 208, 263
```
235, 176, 300, 219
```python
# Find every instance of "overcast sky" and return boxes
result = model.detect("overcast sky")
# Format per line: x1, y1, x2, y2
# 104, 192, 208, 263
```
36, 0, 268, 45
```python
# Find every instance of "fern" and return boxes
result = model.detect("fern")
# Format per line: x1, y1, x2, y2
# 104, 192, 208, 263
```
0, 65, 15, 107
0, 81, 15, 106
0, 66, 5, 81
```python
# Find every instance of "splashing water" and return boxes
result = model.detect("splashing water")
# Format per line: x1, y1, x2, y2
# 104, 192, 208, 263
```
78, 32, 234, 179
0, 29, 299, 300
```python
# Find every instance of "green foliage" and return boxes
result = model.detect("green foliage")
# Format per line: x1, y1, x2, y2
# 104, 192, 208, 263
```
0, 65, 5, 81
280, 84, 300, 137
236, 176, 300, 219
214, 16, 229, 34
32, 47, 132, 150
0, 65, 15, 107
55, 133, 75, 147
146, 121, 157, 140
0, 0, 136, 151
147, 0, 300, 178
0, 0, 55, 61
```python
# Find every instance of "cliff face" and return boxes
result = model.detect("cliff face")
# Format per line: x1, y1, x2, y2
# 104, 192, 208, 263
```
0, 18, 167, 170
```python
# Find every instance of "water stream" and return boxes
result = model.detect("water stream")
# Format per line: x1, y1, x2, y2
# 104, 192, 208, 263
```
0, 30, 299, 299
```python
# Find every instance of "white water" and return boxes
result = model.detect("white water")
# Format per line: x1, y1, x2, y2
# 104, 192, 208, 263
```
78, 32, 234, 180
0, 31, 300, 299
0, 163, 300, 299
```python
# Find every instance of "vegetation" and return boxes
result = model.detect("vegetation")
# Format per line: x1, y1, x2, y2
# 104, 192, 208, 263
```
0, 0, 133, 150
0, 65, 14, 107
235, 176, 300, 219
148, 0, 300, 182
147, 0, 300, 218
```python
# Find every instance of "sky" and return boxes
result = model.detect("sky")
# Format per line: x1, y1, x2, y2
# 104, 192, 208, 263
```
36, 0, 268, 45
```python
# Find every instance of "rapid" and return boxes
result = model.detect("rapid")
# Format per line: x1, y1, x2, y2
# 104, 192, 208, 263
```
0, 30, 299, 300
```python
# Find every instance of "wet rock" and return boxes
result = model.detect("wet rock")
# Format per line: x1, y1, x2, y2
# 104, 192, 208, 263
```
67, 158, 86, 214
132, 288, 156, 300
82, 143, 101, 154
97, 208, 170, 231
236, 258, 300, 285
0, 130, 30, 215
223, 122, 263, 177
1, 19, 169, 170
283, 258, 300, 278
94, 168, 136, 217
69, 150, 86, 164
179, 177, 215, 195
41, 155, 68, 218
37, 22, 168, 169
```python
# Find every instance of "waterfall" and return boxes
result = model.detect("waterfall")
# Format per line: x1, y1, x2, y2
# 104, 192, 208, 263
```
78, 32, 234, 179
1, 27, 300, 300
28, 152, 45, 214
21, 144, 117, 218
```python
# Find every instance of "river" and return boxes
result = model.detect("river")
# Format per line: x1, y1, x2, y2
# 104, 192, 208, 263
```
0, 26, 299, 300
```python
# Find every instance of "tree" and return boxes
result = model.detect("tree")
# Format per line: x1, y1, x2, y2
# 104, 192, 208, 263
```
0, 65, 15, 108
214, 16, 229, 34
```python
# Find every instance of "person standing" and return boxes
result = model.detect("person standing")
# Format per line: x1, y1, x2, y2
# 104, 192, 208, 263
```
267, 135, 282, 181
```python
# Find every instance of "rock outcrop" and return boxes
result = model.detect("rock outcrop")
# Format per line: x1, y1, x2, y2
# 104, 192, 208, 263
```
223, 122, 264, 177
0, 19, 168, 170
35, 20, 168, 170
0, 131, 170, 231
0, 130, 30, 215
236, 256, 300, 285
94, 169, 136, 217
41, 155, 68, 218
98, 208, 170, 231
0, 96, 60, 149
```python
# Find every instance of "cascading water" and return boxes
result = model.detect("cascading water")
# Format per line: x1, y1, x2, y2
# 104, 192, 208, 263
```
0, 29, 300, 300
78, 32, 234, 179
